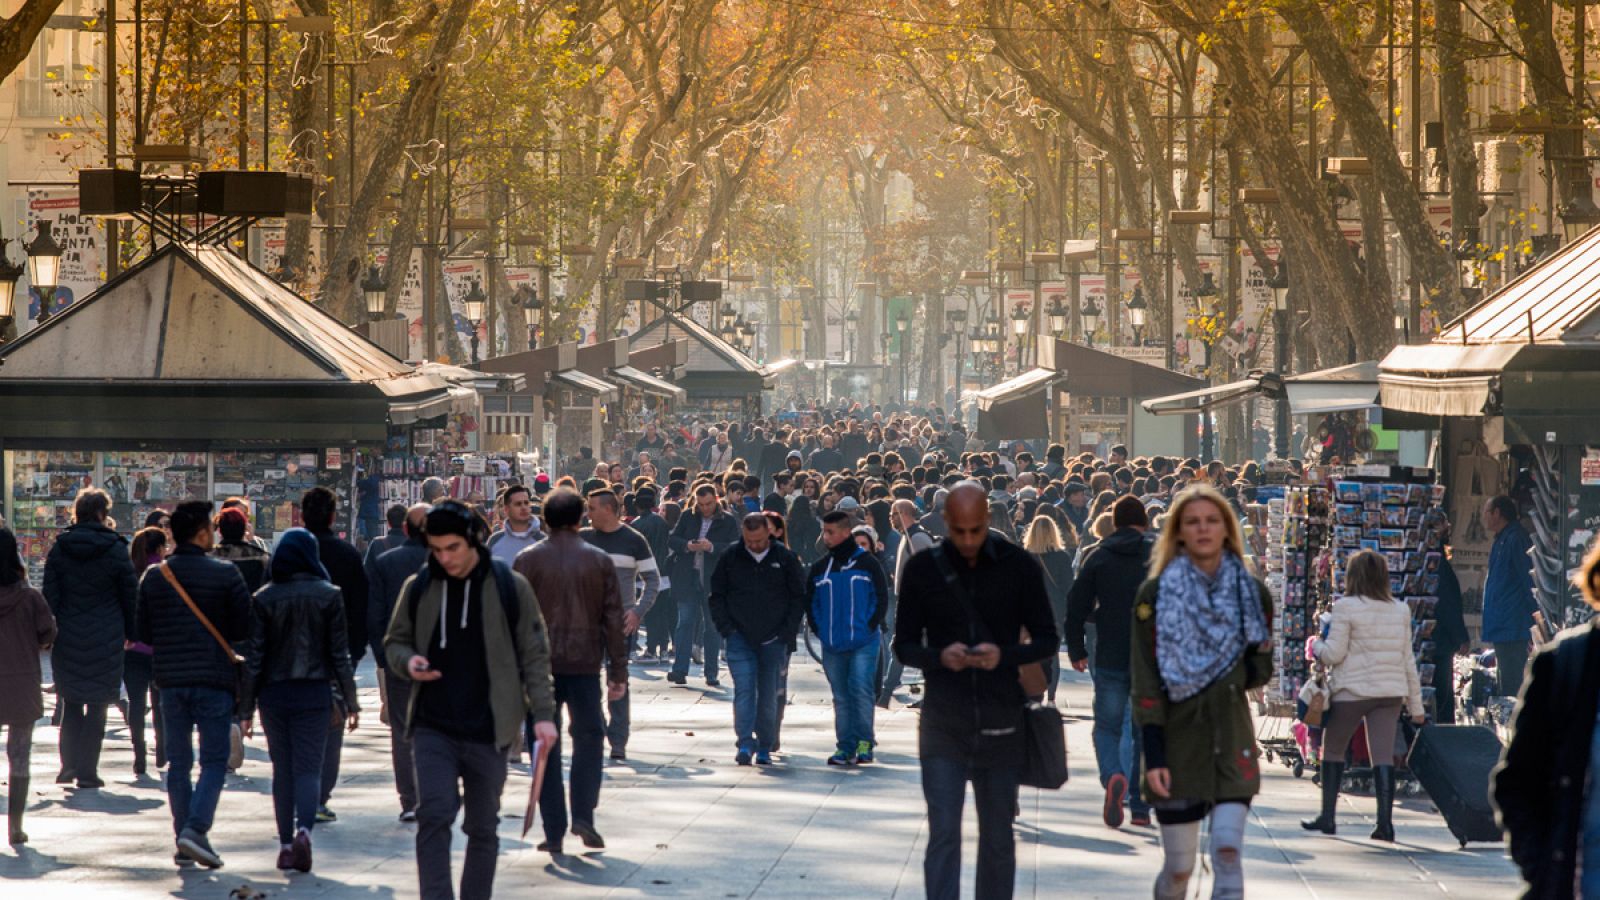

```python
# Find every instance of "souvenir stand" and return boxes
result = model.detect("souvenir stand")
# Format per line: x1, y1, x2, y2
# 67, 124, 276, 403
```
0, 244, 452, 583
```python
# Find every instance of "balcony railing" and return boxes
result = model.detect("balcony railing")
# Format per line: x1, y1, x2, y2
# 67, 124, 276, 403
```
16, 78, 102, 120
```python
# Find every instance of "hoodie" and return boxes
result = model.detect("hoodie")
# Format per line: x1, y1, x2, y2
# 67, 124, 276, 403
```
1063, 527, 1152, 672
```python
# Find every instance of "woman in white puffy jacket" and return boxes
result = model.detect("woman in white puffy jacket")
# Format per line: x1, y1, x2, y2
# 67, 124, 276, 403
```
1301, 549, 1425, 842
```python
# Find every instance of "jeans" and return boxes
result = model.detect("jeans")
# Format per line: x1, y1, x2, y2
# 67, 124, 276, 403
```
821, 644, 878, 750
644, 588, 676, 655
384, 672, 418, 812
538, 673, 606, 845
877, 605, 905, 705
123, 651, 164, 769
921, 755, 1020, 900
606, 652, 630, 753
725, 633, 786, 752
321, 701, 344, 806
161, 685, 235, 837
258, 680, 331, 844
1090, 667, 1146, 814
57, 700, 108, 780
412, 727, 507, 900
671, 589, 721, 681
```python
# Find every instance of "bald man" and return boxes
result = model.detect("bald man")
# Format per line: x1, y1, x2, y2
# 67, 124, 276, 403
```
893, 482, 1058, 900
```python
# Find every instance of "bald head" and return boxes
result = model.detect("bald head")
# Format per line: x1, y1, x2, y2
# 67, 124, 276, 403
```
404, 503, 430, 537
945, 482, 990, 563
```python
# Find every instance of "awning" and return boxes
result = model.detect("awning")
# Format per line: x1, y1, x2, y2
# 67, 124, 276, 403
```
760, 358, 803, 377
551, 368, 619, 398
1379, 373, 1497, 417
976, 367, 1062, 410
610, 365, 687, 401
976, 368, 1061, 440
387, 392, 458, 426
1284, 361, 1379, 415
1140, 376, 1278, 416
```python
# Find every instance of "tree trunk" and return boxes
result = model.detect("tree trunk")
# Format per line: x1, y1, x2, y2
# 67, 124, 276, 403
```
0, 0, 63, 86
1435, 0, 1479, 324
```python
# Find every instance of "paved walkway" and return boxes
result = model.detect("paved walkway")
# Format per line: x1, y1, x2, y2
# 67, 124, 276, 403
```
2, 654, 1521, 898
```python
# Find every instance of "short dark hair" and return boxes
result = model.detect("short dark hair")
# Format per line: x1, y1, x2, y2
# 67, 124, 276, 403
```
170, 500, 215, 545
587, 489, 620, 513
73, 486, 111, 525
694, 483, 719, 499
301, 487, 338, 531
742, 512, 770, 531
499, 483, 531, 506
386, 503, 408, 529
1488, 494, 1518, 523
636, 486, 658, 509
542, 489, 585, 529
821, 510, 852, 527
744, 474, 761, 492
773, 472, 793, 488
1111, 495, 1149, 530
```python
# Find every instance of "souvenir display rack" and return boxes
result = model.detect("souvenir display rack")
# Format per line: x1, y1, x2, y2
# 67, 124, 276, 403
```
1275, 484, 1330, 704
8, 450, 97, 584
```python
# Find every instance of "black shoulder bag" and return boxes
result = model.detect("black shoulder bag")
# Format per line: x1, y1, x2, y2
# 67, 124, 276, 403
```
931, 550, 1068, 790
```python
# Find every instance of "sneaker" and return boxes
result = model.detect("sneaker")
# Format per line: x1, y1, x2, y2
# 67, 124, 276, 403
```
855, 741, 875, 764
75, 776, 105, 790
827, 748, 856, 766
1130, 811, 1152, 828
705, 678, 722, 688
177, 828, 223, 869
535, 839, 563, 855
173, 851, 195, 868
276, 846, 295, 871
735, 750, 753, 766
398, 809, 417, 824
1103, 774, 1127, 829
754, 750, 772, 766
290, 830, 312, 873
666, 672, 687, 685
571, 821, 606, 849
315, 805, 337, 823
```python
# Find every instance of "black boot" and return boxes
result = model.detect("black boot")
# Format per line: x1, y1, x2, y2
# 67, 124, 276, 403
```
1302, 761, 1343, 834
1370, 765, 1396, 842
8, 776, 28, 845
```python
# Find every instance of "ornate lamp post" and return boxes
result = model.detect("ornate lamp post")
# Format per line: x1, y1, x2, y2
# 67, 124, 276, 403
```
1080, 296, 1101, 348
24, 220, 62, 325
462, 278, 486, 363
1127, 286, 1147, 345
1268, 258, 1291, 458
361, 264, 388, 321
0, 234, 23, 343
520, 285, 543, 349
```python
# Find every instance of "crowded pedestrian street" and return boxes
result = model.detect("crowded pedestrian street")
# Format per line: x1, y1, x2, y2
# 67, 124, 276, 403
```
0, 655, 1518, 899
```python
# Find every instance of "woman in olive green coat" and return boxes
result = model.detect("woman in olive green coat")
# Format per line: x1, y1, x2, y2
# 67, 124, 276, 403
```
1131, 485, 1273, 900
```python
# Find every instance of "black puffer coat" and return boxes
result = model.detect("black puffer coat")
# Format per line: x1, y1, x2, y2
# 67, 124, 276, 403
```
43, 524, 137, 703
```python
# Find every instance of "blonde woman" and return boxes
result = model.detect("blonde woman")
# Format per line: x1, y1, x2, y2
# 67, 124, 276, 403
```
1131, 486, 1273, 900
1024, 516, 1076, 702
1303, 550, 1423, 841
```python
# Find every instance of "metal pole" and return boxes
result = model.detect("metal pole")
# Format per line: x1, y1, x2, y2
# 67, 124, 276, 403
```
105, 0, 119, 277
238, 0, 248, 169
1275, 308, 1290, 458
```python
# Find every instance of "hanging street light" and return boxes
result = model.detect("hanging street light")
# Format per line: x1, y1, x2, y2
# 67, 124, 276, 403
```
720, 301, 738, 331
24, 220, 62, 324
1047, 297, 1067, 336
0, 235, 23, 339
1080, 296, 1101, 347
361, 264, 388, 320
1127, 286, 1147, 345
518, 285, 543, 349
1009, 302, 1029, 336
1561, 192, 1600, 244
463, 278, 487, 363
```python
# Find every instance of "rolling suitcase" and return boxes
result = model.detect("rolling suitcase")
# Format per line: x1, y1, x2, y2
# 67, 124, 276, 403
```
1406, 724, 1503, 847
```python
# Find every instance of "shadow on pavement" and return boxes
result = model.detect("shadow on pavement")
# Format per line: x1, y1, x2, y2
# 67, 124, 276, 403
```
0, 845, 68, 878
170, 870, 399, 899
60, 787, 165, 815
539, 851, 636, 888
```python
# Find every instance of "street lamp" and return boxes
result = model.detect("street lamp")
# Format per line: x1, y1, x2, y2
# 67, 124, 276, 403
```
1010, 303, 1029, 336
740, 318, 757, 355
845, 308, 860, 362
1080, 296, 1101, 347
720, 302, 738, 331
1046, 297, 1067, 337
1561, 192, 1600, 244
1454, 226, 1482, 308
0, 236, 23, 340
1268, 257, 1291, 458
463, 278, 486, 362
520, 284, 543, 349
361, 264, 388, 321
1127, 286, 1147, 345
893, 307, 912, 403
24, 220, 62, 324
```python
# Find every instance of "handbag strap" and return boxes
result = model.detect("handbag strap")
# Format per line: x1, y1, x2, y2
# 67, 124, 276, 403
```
159, 563, 243, 665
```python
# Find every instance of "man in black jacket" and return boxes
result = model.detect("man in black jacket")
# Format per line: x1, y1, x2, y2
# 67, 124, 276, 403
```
136, 500, 251, 869
364, 503, 430, 821
709, 513, 806, 766
666, 484, 741, 686
894, 483, 1057, 900
301, 487, 367, 824
1063, 494, 1151, 829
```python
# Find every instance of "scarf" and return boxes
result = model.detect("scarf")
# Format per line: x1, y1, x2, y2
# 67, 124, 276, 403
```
1155, 552, 1269, 703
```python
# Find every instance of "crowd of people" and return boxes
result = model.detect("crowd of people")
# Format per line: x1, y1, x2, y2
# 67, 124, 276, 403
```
0, 401, 1566, 899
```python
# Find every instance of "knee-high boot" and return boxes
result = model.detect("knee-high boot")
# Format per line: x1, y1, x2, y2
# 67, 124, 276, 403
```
1370, 765, 1396, 842
7, 776, 28, 845
1301, 761, 1343, 834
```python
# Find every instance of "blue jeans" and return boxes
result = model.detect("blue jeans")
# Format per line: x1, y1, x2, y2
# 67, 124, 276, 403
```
921, 755, 1019, 900
671, 589, 722, 682
725, 633, 786, 753
821, 644, 878, 750
1090, 667, 1147, 815
538, 673, 606, 846
259, 680, 331, 844
160, 685, 235, 837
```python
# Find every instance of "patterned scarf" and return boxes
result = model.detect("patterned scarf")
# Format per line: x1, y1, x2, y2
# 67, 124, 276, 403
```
1155, 552, 1269, 702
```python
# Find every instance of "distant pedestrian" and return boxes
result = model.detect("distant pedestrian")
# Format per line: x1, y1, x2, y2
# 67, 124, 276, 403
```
301, 487, 367, 824
239, 528, 360, 873
513, 489, 628, 854
667, 484, 740, 687
124, 527, 169, 777
580, 489, 660, 761
364, 504, 411, 566
365, 503, 430, 821
43, 486, 136, 790
487, 483, 544, 566
1482, 494, 1536, 697
709, 513, 806, 765
1131, 486, 1272, 900
893, 483, 1057, 900
384, 501, 557, 900
211, 506, 269, 593
137, 500, 252, 869
1021, 515, 1074, 704
809, 509, 889, 765
0, 527, 57, 846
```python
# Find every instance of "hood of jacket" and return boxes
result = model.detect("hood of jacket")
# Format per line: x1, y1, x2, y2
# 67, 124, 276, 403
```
1097, 527, 1150, 557
0, 580, 31, 618
270, 527, 330, 582
54, 523, 125, 562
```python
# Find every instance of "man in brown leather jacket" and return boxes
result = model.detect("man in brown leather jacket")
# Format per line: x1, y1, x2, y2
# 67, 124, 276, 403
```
512, 488, 628, 855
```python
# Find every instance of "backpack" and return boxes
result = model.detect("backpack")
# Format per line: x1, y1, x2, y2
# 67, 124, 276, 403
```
811, 548, 879, 652
406, 559, 521, 632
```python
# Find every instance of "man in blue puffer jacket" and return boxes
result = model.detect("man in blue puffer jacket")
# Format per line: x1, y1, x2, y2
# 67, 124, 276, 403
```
808, 510, 889, 766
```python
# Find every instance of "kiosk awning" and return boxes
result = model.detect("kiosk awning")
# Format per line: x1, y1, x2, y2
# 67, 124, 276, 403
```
611, 365, 687, 401
1141, 376, 1275, 416
976, 367, 1062, 410
976, 368, 1062, 440
551, 368, 619, 399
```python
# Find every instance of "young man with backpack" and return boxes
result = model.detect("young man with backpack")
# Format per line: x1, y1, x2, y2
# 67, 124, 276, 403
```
808, 510, 889, 765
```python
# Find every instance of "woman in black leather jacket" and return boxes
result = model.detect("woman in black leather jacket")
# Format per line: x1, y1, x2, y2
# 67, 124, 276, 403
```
240, 528, 360, 873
